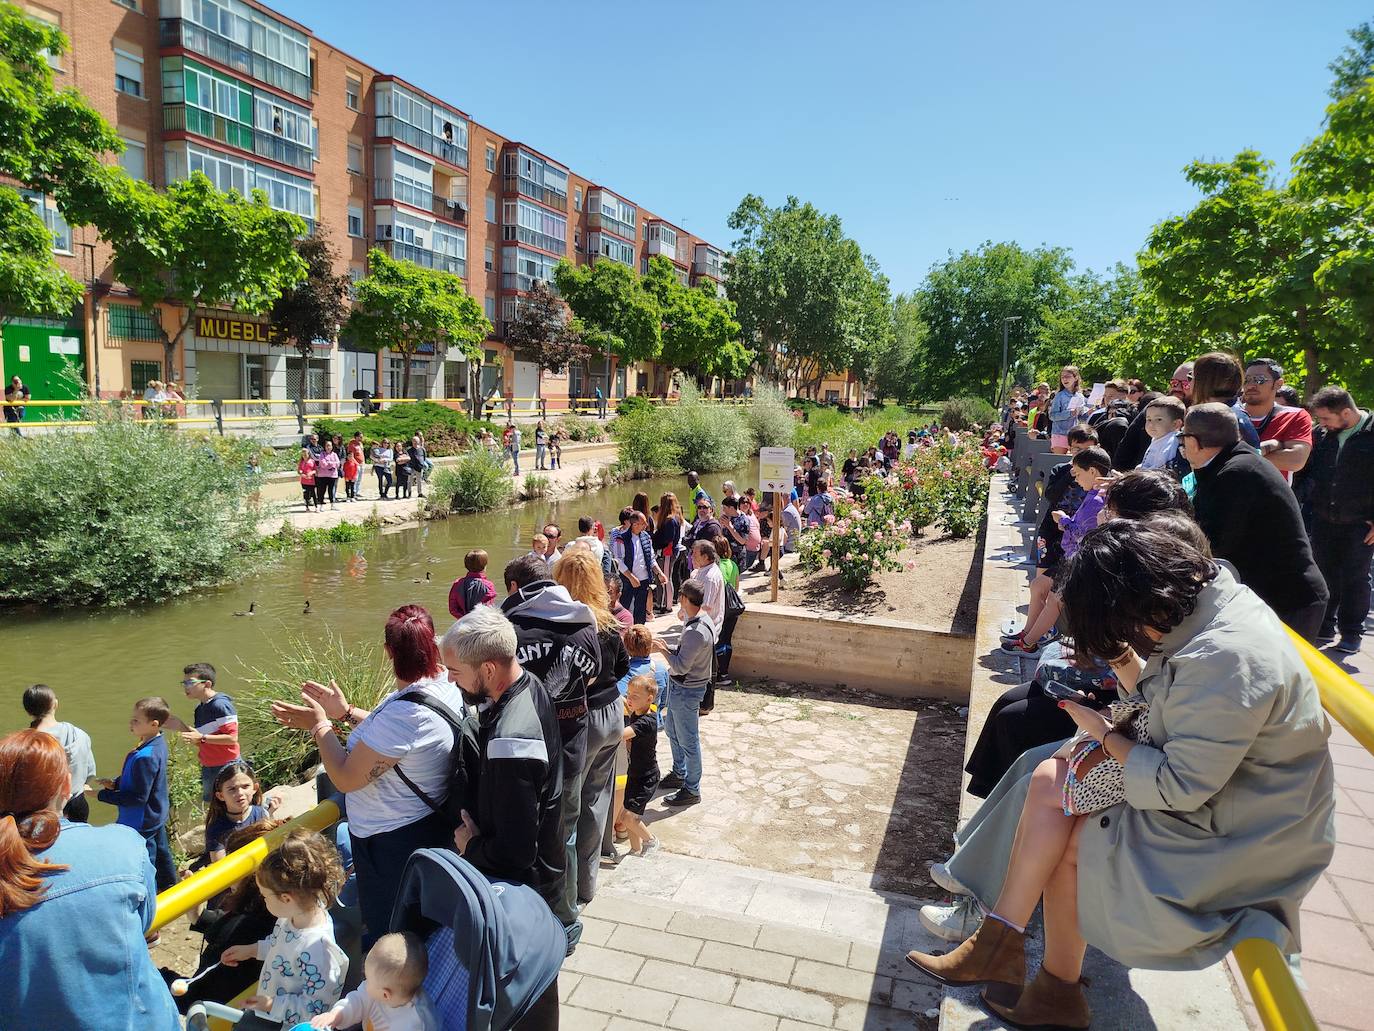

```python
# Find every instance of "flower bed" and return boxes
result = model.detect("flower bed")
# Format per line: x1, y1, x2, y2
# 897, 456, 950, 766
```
799, 436, 990, 589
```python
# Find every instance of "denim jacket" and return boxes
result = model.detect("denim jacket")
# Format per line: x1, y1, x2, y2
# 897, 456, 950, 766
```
1048, 389, 1084, 436
0, 821, 180, 1031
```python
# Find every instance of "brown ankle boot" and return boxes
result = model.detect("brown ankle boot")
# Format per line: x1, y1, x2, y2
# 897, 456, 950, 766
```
905, 918, 1025, 990
983, 967, 1091, 1030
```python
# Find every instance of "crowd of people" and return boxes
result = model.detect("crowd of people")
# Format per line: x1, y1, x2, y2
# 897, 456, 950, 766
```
296, 430, 434, 510
903, 353, 1359, 1028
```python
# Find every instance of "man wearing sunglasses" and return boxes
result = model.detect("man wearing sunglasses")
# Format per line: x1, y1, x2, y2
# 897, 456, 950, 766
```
1113, 361, 1195, 471
1240, 358, 1312, 480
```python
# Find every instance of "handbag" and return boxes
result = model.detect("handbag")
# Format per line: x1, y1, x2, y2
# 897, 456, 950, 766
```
1060, 697, 1151, 816
723, 583, 746, 620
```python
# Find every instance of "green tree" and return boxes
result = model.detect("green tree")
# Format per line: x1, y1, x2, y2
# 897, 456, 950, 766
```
271, 230, 351, 400
0, 4, 123, 322
346, 247, 491, 402
866, 293, 924, 403
725, 194, 889, 394
1328, 20, 1374, 99
1033, 263, 1139, 382
502, 280, 589, 386
642, 256, 746, 390
108, 172, 308, 378
910, 242, 1072, 403
553, 257, 661, 392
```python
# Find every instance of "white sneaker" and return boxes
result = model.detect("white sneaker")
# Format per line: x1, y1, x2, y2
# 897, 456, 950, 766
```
919, 897, 982, 943
928, 861, 969, 896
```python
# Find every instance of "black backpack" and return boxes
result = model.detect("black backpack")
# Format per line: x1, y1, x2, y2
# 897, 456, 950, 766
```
389, 691, 480, 828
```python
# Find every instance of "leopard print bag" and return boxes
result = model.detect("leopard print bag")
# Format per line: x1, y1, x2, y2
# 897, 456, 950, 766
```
1061, 697, 1152, 816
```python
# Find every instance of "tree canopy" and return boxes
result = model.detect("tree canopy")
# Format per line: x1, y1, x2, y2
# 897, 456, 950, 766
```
346, 247, 490, 399
553, 257, 662, 367
0, 3, 123, 321
271, 230, 351, 388
503, 279, 589, 377
642, 256, 746, 387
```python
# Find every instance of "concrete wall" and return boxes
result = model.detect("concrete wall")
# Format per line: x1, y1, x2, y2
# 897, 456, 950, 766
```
730, 604, 975, 703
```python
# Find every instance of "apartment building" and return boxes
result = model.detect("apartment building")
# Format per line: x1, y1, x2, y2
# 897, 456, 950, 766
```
4, 0, 727, 409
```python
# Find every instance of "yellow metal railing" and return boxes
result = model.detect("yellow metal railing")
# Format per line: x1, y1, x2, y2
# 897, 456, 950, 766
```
151, 800, 339, 933
1231, 629, 1374, 1031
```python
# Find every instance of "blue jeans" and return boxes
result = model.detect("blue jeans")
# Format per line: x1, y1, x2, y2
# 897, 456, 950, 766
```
199, 763, 226, 802
665, 681, 707, 794
349, 811, 451, 950
536, 443, 547, 469
142, 824, 177, 892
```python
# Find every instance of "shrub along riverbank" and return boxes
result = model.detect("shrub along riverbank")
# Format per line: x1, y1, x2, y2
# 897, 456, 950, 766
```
613, 386, 795, 475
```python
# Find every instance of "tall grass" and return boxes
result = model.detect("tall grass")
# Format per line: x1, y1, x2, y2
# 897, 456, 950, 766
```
612, 385, 795, 475
236, 630, 396, 789
792, 403, 934, 459
428, 446, 513, 513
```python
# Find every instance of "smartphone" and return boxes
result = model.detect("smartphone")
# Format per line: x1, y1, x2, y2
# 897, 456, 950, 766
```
1040, 679, 1085, 701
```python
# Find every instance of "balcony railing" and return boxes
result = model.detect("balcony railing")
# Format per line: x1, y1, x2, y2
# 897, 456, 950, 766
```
588, 210, 635, 241
374, 116, 467, 169
502, 224, 566, 255
253, 131, 313, 173
387, 240, 465, 277
160, 19, 311, 101
501, 272, 558, 293
503, 174, 567, 211
162, 103, 254, 152
433, 195, 467, 224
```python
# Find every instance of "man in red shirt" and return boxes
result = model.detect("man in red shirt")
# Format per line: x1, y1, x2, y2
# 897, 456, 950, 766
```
1242, 357, 1312, 481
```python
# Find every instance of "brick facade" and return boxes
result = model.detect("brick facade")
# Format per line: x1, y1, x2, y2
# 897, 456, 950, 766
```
8, 0, 727, 407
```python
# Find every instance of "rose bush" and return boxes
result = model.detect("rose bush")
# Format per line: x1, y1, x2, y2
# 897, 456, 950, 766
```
797, 435, 990, 588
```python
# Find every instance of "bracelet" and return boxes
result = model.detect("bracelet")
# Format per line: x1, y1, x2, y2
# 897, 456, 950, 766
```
310, 721, 333, 740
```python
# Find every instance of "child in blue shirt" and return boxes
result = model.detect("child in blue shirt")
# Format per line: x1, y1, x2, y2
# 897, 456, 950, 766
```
96, 696, 177, 891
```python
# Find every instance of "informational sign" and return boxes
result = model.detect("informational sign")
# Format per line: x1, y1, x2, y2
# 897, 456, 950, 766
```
49, 337, 80, 355
759, 446, 795, 492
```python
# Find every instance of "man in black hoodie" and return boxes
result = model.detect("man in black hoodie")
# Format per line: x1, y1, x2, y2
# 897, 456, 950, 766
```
500, 554, 600, 951
1184, 403, 1329, 642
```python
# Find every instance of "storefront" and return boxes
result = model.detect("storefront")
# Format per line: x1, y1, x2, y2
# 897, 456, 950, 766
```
184, 312, 330, 403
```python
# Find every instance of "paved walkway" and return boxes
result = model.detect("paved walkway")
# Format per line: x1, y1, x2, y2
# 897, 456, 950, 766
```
254, 441, 619, 533
971, 474, 1374, 1031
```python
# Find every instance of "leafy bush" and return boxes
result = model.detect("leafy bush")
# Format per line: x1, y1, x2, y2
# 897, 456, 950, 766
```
798, 502, 913, 590
522, 474, 550, 499
615, 395, 654, 418
315, 401, 491, 457
940, 396, 996, 432
670, 398, 752, 471
0, 417, 262, 607
428, 446, 512, 513
237, 630, 396, 789
792, 401, 934, 459
263, 519, 377, 552
741, 385, 797, 451
613, 406, 684, 476
555, 416, 606, 442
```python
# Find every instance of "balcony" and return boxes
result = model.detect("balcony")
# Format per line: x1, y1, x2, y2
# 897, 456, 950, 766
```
254, 131, 313, 173
501, 272, 558, 293
387, 240, 465, 277
646, 237, 679, 261
588, 210, 635, 242
374, 177, 432, 211
160, 18, 310, 101
374, 115, 467, 169
163, 103, 254, 153
502, 224, 565, 255
503, 174, 567, 212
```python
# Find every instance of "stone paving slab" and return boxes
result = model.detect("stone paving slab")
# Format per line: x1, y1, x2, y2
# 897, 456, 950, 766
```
568, 851, 946, 1031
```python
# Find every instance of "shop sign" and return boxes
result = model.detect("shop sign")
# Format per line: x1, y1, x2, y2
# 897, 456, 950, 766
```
196, 314, 283, 344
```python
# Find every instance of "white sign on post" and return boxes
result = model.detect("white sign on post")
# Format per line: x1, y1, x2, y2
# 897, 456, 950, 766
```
759, 447, 795, 492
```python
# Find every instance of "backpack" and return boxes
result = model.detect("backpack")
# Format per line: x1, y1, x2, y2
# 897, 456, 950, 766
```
390, 691, 481, 828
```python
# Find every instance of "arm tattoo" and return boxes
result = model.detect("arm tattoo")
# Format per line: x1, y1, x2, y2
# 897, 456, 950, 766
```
366, 760, 390, 783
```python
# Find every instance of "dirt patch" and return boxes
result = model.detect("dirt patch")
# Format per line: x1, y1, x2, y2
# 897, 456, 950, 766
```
756, 531, 981, 633
643, 680, 965, 897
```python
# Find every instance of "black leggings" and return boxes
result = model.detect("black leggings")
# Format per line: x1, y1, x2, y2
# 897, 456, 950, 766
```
374, 466, 392, 498
315, 477, 336, 505
964, 679, 1102, 797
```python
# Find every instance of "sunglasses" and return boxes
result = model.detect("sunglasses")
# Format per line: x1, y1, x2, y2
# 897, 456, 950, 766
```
1243, 375, 1272, 385
180, 678, 209, 688
1169, 376, 1194, 387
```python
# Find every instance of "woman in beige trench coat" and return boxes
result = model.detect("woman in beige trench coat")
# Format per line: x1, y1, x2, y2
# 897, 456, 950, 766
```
908, 520, 1335, 1029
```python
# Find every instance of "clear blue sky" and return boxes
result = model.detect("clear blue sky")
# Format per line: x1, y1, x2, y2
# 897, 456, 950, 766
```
277, 0, 1367, 292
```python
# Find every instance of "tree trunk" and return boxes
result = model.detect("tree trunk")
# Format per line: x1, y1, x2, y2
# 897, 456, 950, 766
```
401, 350, 413, 399
1294, 304, 1326, 399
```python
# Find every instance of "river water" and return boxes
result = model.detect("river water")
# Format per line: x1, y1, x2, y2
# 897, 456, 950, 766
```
1, 462, 756, 797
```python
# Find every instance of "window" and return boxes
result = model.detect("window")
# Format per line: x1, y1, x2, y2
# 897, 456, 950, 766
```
118, 135, 146, 180
114, 45, 143, 96
484, 242, 494, 271
503, 198, 567, 254
130, 360, 161, 394
347, 205, 363, 237
574, 227, 581, 250
574, 186, 582, 211
347, 142, 363, 173
345, 73, 361, 111
30, 12, 61, 70
485, 144, 496, 172
348, 264, 364, 297
591, 232, 635, 268
485, 191, 496, 223
484, 294, 496, 322
112, 0, 140, 10
107, 305, 162, 340
641, 257, 648, 274
22, 191, 70, 253
373, 82, 467, 167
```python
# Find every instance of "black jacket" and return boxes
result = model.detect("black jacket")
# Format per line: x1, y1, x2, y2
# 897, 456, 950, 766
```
1303, 414, 1374, 526
1191, 440, 1328, 617
1036, 463, 1080, 569
501, 580, 601, 778
585, 625, 630, 713
466, 670, 565, 910
1112, 408, 1151, 471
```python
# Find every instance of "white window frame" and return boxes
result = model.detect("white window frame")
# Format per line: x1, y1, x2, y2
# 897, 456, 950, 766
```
485, 191, 496, 223
485, 144, 496, 172
118, 135, 147, 180
347, 205, 363, 238
347, 141, 363, 173
113, 45, 144, 97
345, 74, 361, 111
22, 190, 71, 254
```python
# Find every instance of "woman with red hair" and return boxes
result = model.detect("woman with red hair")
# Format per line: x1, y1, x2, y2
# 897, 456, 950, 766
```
271, 604, 466, 947
0, 729, 180, 1029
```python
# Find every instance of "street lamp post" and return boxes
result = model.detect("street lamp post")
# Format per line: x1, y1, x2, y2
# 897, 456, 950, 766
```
997, 315, 1022, 409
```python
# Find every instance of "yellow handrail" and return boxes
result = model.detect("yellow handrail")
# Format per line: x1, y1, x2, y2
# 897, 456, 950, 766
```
1230, 629, 1374, 1031
151, 800, 339, 933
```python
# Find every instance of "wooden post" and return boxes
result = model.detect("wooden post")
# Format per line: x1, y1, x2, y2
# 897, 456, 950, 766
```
771, 492, 782, 603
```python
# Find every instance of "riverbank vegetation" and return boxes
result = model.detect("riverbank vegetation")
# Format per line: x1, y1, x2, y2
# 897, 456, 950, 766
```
427, 446, 512, 513
315, 400, 491, 456
791, 401, 937, 458
612, 385, 794, 475
0, 418, 262, 607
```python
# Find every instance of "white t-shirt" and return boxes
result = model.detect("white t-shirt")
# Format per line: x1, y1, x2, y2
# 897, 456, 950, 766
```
575, 535, 606, 563
345, 675, 467, 837
328, 983, 439, 1031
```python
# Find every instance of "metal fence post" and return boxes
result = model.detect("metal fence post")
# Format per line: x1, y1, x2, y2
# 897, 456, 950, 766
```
211, 399, 224, 436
